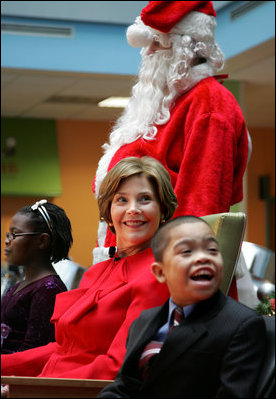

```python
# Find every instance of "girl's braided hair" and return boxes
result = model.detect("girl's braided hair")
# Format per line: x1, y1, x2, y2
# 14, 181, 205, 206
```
18, 202, 73, 263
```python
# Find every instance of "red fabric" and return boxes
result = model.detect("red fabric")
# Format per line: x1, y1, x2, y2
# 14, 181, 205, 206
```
104, 77, 248, 252
227, 276, 238, 300
141, 1, 216, 33
1, 248, 170, 379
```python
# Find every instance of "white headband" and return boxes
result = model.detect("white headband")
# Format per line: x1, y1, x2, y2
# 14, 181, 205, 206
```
31, 199, 53, 233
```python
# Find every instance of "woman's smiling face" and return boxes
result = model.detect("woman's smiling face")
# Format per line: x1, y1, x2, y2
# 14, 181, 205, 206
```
111, 174, 162, 257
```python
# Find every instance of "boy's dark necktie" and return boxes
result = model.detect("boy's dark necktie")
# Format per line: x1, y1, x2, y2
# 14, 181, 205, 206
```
139, 306, 184, 379
169, 306, 185, 331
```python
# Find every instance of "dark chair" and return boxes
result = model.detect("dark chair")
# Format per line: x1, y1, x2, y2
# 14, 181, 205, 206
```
255, 315, 275, 398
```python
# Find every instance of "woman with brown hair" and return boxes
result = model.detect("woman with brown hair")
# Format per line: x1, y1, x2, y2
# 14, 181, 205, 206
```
2, 157, 177, 381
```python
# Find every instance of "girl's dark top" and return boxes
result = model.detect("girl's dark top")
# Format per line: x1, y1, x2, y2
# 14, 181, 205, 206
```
1, 274, 67, 354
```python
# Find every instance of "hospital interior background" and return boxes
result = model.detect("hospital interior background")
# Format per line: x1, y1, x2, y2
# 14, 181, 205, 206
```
1, 1, 275, 296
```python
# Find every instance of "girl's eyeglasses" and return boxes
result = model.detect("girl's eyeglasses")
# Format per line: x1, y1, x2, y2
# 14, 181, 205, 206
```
6, 232, 41, 241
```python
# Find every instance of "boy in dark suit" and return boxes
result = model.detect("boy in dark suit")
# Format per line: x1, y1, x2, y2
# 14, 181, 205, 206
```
98, 216, 265, 398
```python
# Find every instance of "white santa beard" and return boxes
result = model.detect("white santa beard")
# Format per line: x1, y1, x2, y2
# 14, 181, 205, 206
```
110, 49, 173, 144
94, 49, 172, 197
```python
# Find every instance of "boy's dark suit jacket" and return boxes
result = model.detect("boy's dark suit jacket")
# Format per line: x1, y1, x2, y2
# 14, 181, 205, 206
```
98, 290, 265, 398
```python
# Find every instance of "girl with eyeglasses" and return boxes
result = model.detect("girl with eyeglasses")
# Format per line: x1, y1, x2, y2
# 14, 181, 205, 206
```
1, 200, 72, 354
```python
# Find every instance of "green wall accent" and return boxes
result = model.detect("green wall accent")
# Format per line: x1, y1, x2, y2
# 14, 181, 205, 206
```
1, 118, 61, 196
223, 80, 240, 103
230, 203, 242, 213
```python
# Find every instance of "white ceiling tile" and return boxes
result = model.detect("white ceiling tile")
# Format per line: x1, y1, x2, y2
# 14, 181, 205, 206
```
21, 102, 88, 119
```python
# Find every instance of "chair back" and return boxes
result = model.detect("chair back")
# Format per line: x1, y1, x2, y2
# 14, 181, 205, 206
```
202, 212, 246, 295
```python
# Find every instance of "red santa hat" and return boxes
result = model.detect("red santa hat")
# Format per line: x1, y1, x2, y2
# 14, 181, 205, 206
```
127, 1, 217, 48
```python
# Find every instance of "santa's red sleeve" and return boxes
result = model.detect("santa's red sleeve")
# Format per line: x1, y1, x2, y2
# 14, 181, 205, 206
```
173, 109, 248, 217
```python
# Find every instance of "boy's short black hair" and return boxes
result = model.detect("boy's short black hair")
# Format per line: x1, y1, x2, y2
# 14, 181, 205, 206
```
151, 215, 212, 262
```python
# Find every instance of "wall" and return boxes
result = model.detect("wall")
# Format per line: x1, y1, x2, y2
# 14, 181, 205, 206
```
2, 2, 274, 70
1, 119, 111, 268
246, 127, 275, 250
55, 119, 110, 266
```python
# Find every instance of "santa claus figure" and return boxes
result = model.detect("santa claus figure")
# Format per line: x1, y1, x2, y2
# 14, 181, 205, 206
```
93, 1, 250, 300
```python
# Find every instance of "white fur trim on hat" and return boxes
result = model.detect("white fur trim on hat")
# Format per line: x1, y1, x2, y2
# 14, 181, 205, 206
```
126, 16, 154, 48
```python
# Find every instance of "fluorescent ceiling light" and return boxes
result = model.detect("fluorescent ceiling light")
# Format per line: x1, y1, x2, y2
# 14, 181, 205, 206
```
98, 97, 130, 108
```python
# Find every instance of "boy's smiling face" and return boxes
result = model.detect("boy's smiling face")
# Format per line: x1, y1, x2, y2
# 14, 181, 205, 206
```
151, 221, 223, 307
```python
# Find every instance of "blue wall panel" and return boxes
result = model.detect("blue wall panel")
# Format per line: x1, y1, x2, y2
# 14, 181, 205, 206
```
216, 1, 275, 58
1, 1, 275, 75
1, 17, 141, 75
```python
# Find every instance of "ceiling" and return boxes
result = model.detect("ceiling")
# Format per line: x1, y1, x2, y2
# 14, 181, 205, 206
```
1, 38, 275, 128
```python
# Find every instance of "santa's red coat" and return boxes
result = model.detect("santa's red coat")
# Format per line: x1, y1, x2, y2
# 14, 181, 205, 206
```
102, 76, 248, 249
